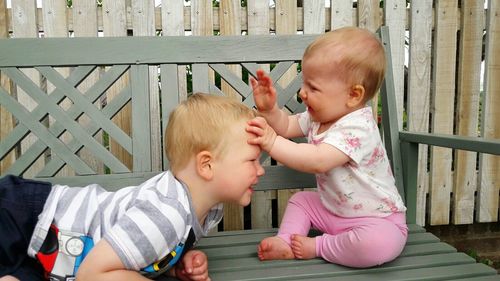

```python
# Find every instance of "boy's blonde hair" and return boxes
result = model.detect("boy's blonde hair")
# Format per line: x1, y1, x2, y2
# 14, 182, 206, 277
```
165, 93, 255, 173
303, 26, 386, 101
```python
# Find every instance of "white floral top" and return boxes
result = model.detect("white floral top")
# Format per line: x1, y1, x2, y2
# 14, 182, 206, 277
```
297, 106, 406, 218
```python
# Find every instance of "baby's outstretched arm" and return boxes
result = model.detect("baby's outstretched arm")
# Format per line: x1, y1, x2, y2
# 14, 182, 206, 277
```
247, 117, 350, 174
250, 70, 302, 138
174, 250, 211, 281
250, 69, 277, 113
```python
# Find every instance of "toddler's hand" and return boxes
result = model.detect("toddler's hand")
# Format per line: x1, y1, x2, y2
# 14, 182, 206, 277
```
250, 69, 277, 113
247, 117, 277, 153
175, 250, 211, 281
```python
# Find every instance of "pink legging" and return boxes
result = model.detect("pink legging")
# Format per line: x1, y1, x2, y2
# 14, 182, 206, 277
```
277, 191, 408, 268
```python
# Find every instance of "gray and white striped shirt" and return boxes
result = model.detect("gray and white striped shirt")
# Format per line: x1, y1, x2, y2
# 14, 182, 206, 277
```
28, 171, 223, 271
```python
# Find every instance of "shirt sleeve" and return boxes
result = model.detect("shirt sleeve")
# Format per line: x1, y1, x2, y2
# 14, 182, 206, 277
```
322, 117, 375, 164
297, 111, 311, 136
104, 198, 188, 270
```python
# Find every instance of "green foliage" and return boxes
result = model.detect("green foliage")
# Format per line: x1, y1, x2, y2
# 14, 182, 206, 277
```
466, 250, 495, 267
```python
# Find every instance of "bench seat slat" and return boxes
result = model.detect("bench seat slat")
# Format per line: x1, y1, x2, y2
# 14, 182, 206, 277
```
209, 256, 495, 280
198, 228, 438, 249
207, 252, 475, 273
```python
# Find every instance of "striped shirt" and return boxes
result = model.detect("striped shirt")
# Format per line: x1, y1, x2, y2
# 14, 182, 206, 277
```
28, 171, 223, 272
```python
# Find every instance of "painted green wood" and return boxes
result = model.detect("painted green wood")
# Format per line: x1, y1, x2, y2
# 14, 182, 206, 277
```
400, 131, 500, 155
0, 83, 96, 175
2, 67, 130, 174
198, 229, 437, 250
207, 252, 474, 273
209, 256, 495, 281
0, 66, 94, 171
36, 66, 133, 153
379, 27, 406, 201
131, 64, 152, 172
210, 63, 252, 99
401, 141, 419, 225
38, 85, 132, 177
160, 63, 180, 169
192, 63, 210, 94
0, 35, 317, 67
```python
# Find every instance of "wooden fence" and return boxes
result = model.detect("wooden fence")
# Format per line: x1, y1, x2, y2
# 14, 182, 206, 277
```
0, 0, 498, 229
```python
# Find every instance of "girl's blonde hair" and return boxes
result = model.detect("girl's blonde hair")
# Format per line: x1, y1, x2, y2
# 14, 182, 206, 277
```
165, 93, 255, 173
303, 26, 386, 101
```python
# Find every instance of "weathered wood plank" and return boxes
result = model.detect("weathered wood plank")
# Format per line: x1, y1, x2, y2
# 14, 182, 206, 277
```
275, 0, 300, 224
219, 0, 245, 231
72, 0, 103, 175
383, 0, 406, 128
407, 0, 433, 226
132, 0, 161, 172
247, 0, 275, 230
303, 0, 325, 34
161, 0, 188, 170
453, 0, 484, 225
102, 0, 132, 171
478, 0, 500, 223
330, 0, 353, 29
0, 0, 15, 174
11, 0, 43, 177
429, 0, 458, 225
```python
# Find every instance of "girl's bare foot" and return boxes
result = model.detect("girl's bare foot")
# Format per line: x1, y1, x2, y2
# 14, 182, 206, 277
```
257, 236, 294, 260
291, 234, 317, 259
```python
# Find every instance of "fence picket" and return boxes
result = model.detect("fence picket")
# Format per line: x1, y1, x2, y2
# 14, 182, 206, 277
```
453, 0, 484, 225
330, 0, 353, 29
0, 0, 15, 174
220, 0, 244, 231
43, 0, 73, 177
132, 0, 162, 172
11, 0, 42, 177
429, 0, 458, 225
384, 0, 406, 128
407, 0, 432, 226
72, 0, 103, 175
478, 0, 500, 223
275, 0, 299, 224
248, 0, 275, 230
102, 1, 132, 171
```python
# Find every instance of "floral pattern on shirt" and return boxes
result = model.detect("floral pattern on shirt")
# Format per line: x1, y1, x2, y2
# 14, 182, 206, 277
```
297, 107, 406, 218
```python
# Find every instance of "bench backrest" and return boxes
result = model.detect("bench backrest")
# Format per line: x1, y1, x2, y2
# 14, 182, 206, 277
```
0, 27, 407, 215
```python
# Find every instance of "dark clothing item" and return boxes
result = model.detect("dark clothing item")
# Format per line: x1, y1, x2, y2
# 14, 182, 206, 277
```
0, 175, 52, 281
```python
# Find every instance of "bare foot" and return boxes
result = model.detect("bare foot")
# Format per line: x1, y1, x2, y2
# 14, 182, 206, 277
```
257, 236, 294, 260
291, 234, 316, 259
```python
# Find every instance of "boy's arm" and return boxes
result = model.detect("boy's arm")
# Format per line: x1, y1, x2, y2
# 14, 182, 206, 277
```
247, 117, 350, 174
173, 249, 211, 281
76, 239, 149, 281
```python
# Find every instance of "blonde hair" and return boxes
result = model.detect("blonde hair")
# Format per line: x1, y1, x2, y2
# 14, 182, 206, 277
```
165, 93, 255, 173
303, 26, 386, 101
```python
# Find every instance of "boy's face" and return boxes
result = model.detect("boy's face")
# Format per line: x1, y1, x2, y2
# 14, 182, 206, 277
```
211, 120, 264, 206
299, 52, 352, 126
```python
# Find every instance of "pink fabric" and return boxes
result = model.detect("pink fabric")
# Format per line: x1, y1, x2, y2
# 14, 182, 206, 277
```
277, 191, 408, 268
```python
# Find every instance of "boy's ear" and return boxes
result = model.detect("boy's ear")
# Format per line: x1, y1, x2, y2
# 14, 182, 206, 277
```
196, 151, 214, 180
347, 84, 365, 107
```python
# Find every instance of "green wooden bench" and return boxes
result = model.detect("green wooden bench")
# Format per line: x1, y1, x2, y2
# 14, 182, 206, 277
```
1, 27, 499, 280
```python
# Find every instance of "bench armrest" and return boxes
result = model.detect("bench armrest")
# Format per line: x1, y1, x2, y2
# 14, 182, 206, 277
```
399, 131, 500, 155
399, 131, 500, 224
